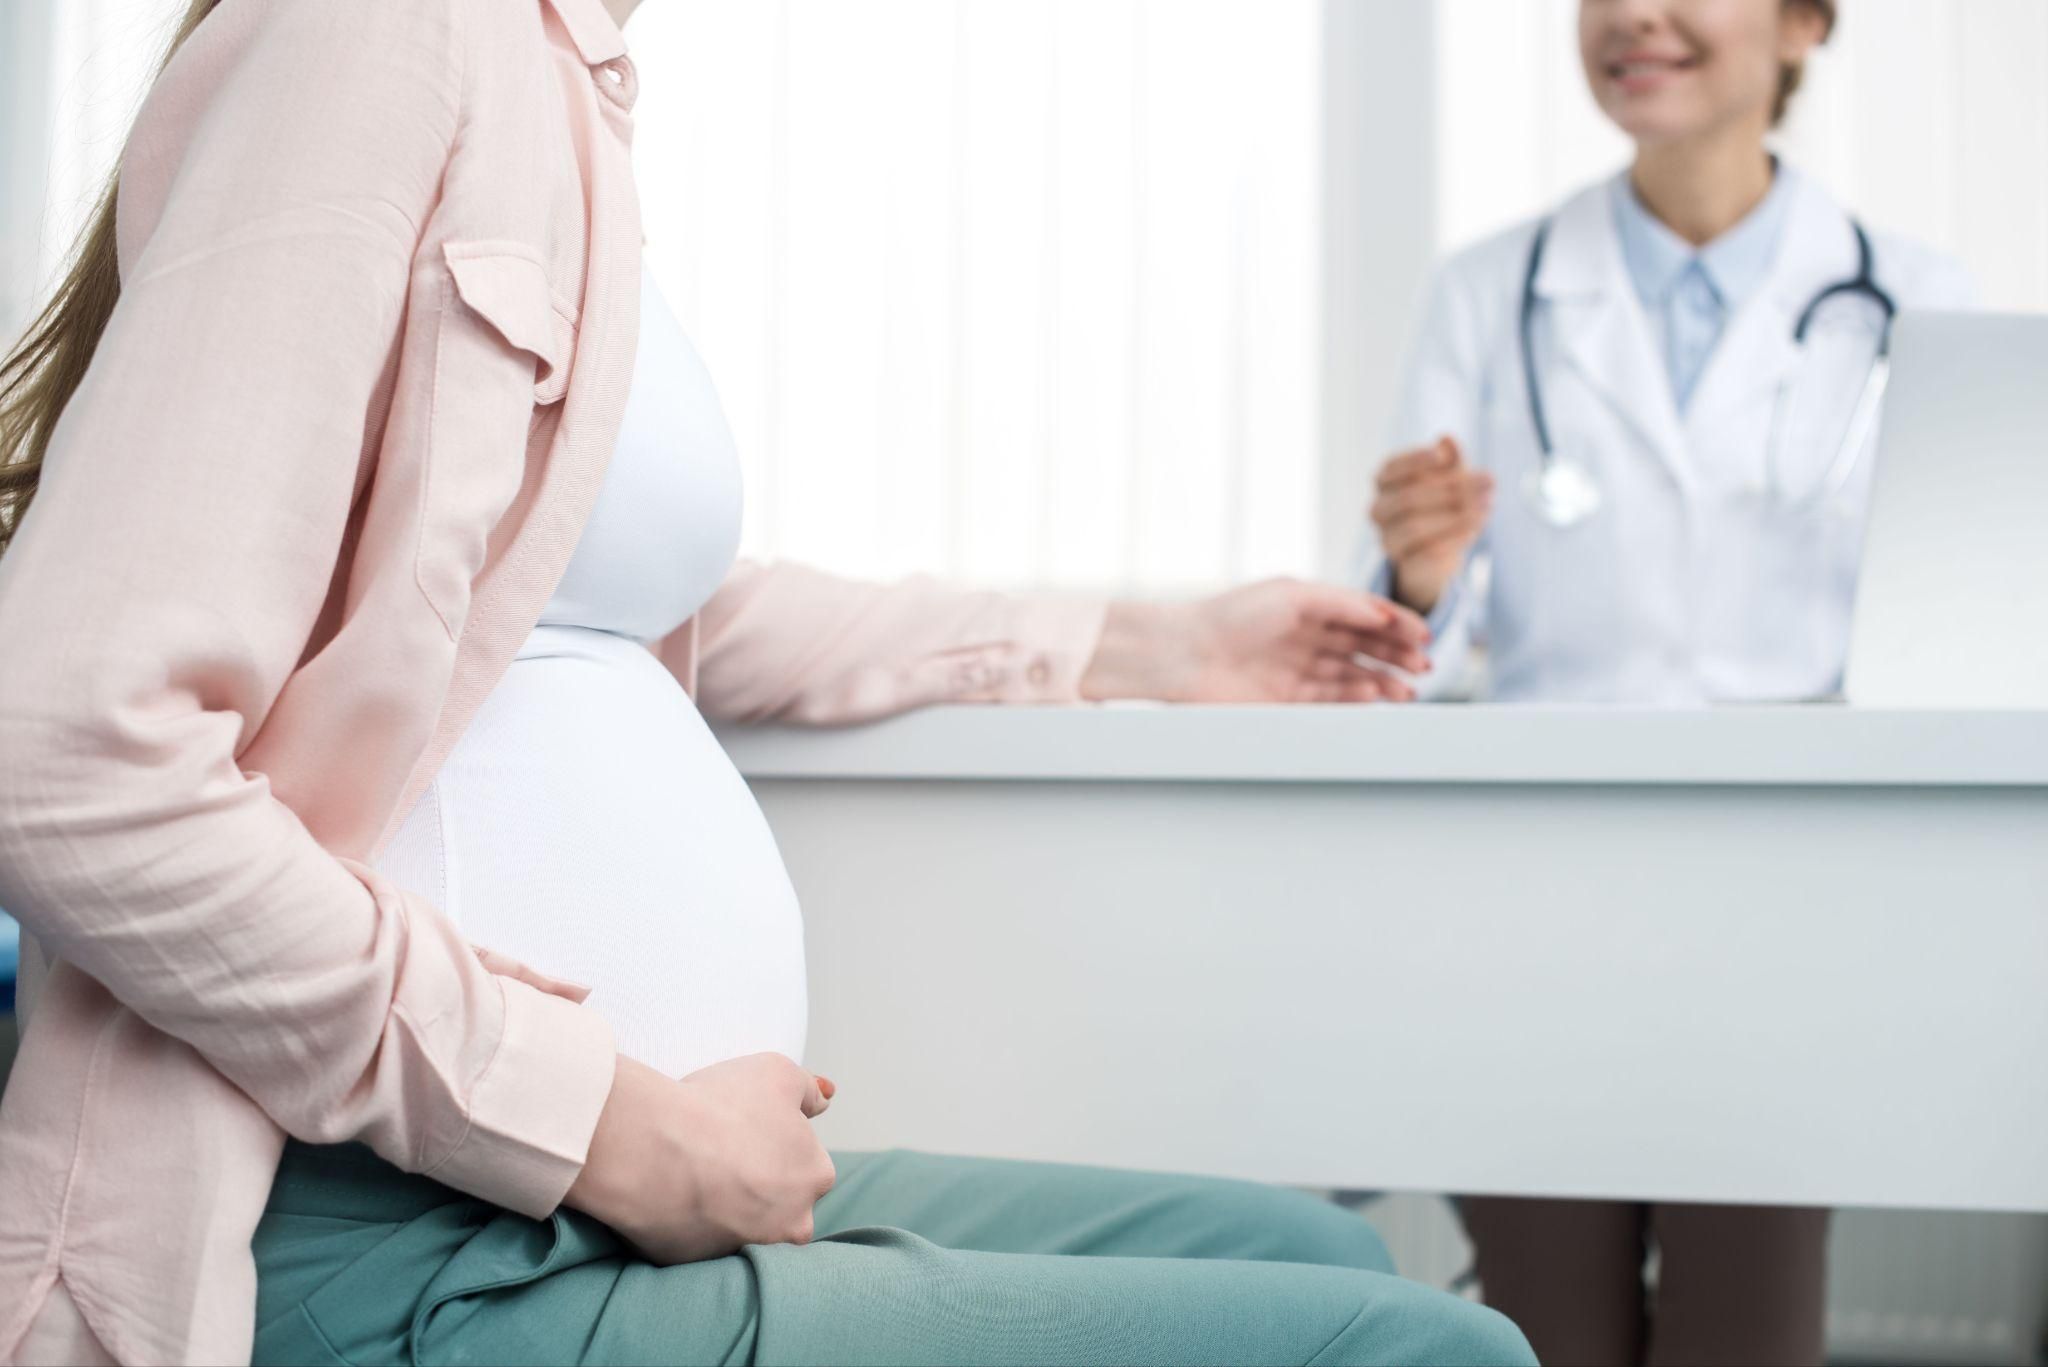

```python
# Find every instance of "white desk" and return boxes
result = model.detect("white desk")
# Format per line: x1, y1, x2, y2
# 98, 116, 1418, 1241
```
719, 706, 2048, 1213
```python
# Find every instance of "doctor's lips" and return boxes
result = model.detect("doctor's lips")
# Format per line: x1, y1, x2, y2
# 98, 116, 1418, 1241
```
1603, 49, 1701, 93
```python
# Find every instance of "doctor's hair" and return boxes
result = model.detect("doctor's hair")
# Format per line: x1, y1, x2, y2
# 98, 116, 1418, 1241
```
0, 0, 222, 558
1775, 0, 1839, 126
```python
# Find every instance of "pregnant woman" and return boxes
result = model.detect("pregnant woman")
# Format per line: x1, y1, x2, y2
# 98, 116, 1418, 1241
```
0, 1, 1530, 1364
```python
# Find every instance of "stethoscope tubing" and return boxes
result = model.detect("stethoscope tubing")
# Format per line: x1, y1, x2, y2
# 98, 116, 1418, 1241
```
1518, 212, 1898, 517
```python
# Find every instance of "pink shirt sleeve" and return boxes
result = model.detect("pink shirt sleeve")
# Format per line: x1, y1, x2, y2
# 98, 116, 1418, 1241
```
672, 559, 1110, 725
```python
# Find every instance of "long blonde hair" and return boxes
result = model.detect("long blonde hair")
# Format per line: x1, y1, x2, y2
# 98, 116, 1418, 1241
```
0, 0, 222, 558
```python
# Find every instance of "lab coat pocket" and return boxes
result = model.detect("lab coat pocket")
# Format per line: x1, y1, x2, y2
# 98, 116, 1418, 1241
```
415, 241, 581, 637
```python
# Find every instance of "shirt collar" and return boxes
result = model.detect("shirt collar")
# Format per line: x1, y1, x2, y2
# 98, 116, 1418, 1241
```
542, 0, 629, 66
1611, 162, 1797, 310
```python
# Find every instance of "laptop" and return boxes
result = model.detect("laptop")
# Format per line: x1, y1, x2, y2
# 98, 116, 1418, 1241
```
1844, 311, 2048, 708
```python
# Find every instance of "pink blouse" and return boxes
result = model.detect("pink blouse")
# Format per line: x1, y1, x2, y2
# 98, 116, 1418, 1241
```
0, 1, 1104, 1361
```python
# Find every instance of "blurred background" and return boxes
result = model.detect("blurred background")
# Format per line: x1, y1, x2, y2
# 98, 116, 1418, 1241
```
4, 2, 2046, 1362
10, 1, 2048, 598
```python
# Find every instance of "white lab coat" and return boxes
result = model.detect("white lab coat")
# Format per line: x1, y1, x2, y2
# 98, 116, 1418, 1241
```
1365, 170, 1974, 704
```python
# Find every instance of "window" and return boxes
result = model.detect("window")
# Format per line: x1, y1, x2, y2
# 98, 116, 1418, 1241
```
3, 0, 182, 335
634, 0, 1323, 595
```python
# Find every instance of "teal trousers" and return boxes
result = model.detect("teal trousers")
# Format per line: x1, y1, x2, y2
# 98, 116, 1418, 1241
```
254, 1142, 1533, 1367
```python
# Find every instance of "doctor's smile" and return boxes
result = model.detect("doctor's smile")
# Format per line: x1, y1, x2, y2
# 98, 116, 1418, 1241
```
0, 0, 2040, 1365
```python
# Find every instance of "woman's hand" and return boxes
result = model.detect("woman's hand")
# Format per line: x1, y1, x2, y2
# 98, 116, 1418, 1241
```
1370, 435, 1494, 614
565, 1053, 837, 1264
1079, 578, 1432, 704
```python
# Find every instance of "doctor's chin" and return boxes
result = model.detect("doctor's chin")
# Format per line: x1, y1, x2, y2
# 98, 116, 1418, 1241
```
0, 2, 2042, 1366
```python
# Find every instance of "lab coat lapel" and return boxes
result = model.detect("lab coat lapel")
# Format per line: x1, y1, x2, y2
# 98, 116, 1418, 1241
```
1683, 175, 1854, 435
1536, 184, 1691, 491
1681, 291, 1799, 441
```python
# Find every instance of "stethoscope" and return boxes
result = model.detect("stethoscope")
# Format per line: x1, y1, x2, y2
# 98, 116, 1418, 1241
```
1518, 214, 1898, 527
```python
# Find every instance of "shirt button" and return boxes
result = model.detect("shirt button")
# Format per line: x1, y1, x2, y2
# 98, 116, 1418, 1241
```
951, 660, 1006, 693
1026, 657, 1052, 687
594, 58, 638, 108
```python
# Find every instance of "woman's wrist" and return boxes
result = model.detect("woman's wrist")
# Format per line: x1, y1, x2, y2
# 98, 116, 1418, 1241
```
565, 1055, 692, 1241
564, 1054, 636, 1224
1078, 601, 1198, 702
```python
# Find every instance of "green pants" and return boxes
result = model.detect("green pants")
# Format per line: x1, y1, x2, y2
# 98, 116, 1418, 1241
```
254, 1142, 1533, 1367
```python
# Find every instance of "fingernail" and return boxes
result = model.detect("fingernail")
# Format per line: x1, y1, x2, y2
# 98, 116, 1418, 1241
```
818, 1076, 837, 1100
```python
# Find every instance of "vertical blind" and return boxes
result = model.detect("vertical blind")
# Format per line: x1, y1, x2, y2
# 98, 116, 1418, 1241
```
2, 0, 179, 336
1433, 0, 2048, 312
633, 0, 1323, 595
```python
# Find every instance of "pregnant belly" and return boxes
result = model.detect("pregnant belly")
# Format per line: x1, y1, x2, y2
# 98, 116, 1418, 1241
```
376, 625, 806, 1080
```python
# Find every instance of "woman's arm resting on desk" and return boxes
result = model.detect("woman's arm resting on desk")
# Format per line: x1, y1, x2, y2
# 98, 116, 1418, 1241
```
678, 561, 1429, 724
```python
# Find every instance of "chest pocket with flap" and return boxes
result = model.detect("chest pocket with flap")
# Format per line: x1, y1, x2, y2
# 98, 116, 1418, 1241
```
415, 240, 579, 637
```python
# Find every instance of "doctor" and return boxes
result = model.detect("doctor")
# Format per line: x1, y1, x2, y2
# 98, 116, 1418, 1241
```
1362, 0, 1970, 1364
1367, 0, 1971, 708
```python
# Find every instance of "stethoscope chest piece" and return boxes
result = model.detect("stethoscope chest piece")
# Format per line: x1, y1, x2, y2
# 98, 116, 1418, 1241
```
1521, 453, 1604, 527
1515, 205, 1895, 532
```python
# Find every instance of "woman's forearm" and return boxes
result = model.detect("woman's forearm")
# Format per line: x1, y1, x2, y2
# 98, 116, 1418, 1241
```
1077, 601, 1197, 701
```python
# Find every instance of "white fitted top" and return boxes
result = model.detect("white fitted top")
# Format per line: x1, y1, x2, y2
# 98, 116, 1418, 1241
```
376, 267, 807, 1079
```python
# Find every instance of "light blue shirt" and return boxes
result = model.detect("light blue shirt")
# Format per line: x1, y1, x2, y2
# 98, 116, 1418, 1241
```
1611, 167, 1795, 413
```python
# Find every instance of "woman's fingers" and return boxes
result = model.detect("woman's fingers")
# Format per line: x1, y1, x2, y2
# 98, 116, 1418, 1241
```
1307, 654, 1360, 682
1342, 669, 1415, 703
1361, 639, 1432, 674
1315, 625, 1430, 674
1305, 653, 1417, 702
1361, 667, 1417, 703
799, 1073, 831, 1119
1302, 660, 1415, 703
1293, 582, 1430, 645
1304, 678, 1376, 704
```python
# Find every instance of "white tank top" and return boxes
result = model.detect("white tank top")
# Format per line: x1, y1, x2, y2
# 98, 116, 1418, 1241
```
376, 266, 807, 1080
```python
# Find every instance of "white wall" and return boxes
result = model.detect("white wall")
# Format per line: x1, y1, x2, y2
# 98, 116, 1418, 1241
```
0, 1, 58, 338
1317, 0, 1437, 582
